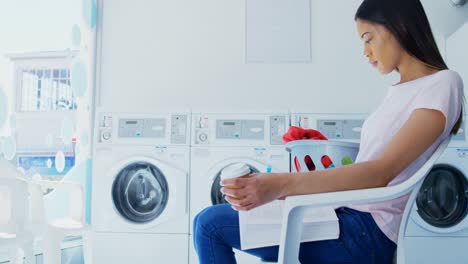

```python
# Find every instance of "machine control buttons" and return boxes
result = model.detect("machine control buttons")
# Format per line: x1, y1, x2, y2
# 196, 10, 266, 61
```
154, 146, 167, 153
216, 119, 265, 140
270, 116, 286, 145
299, 116, 310, 128
254, 147, 266, 156
101, 115, 113, 127
101, 131, 112, 141
199, 117, 209, 128
198, 132, 208, 142
171, 114, 188, 144
318, 119, 364, 140
118, 118, 165, 139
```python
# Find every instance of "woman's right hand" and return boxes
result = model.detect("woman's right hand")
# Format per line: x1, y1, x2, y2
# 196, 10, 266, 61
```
220, 172, 291, 211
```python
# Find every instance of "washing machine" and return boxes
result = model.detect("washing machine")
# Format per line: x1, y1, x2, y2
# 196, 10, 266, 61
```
91, 110, 190, 264
189, 112, 290, 264
401, 116, 468, 264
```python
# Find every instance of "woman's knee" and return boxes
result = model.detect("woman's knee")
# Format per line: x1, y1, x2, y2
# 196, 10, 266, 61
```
194, 205, 222, 232
193, 204, 237, 237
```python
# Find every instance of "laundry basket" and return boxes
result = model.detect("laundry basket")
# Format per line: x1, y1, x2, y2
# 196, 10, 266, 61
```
286, 140, 360, 172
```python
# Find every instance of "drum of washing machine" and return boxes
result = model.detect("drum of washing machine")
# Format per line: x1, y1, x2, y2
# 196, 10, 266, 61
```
416, 164, 468, 228
210, 163, 259, 205
112, 161, 169, 223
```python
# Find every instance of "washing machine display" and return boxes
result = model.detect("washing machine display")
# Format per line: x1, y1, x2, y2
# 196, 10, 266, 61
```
194, 114, 286, 145
416, 164, 468, 228
210, 163, 259, 205
291, 113, 367, 141
112, 161, 169, 223
118, 118, 166, 138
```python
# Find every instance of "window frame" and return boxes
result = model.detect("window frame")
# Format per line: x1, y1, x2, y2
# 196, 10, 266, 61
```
11, 52, 78, 113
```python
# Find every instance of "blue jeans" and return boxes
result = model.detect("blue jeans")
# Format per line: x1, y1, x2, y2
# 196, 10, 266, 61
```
193, 204, 396, 264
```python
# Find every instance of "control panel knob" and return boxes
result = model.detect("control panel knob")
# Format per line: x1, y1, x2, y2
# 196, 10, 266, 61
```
102, 131, 112, 141
198, 132, 208, 142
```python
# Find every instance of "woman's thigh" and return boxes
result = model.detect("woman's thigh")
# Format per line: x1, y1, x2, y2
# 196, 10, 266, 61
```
193, 204, 279, 261
297, 207, 396, 264
194, 205, 395, 264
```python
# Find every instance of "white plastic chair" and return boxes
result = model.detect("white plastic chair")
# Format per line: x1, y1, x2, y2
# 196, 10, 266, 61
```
275, 137, 451, 264
31, 179, 93, 264
0, 175, 35, 264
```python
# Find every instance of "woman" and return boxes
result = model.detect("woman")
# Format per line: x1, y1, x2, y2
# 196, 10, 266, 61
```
193, 0, 465, 263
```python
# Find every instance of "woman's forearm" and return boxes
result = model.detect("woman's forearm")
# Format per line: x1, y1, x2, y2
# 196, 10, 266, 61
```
280, 160, 396, 197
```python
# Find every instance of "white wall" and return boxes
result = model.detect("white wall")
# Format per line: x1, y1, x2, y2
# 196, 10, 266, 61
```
0, 0, 81, 136
447, 21, 468, 109
98, 0, 400, 114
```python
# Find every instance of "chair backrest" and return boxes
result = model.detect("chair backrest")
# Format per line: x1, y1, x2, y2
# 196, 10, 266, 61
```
0, 177, 29, 234
40, 179, 85, 223
0, 159, 31, 234
1, 159, 48, 235
395, 136, 452, 264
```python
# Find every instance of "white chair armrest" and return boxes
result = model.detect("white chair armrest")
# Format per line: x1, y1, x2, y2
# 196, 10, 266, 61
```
35, 180, 85, 224
276, 186, 417, 264
284, 185, 409, 212
277, 136, 451, 264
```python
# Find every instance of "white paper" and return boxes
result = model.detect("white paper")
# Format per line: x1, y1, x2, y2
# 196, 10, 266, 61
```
239, 200, 339, 250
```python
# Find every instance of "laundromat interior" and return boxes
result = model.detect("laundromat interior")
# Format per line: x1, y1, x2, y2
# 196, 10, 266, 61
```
0, 0, 468, 263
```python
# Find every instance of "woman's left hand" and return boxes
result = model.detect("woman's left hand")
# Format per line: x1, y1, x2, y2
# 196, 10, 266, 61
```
220, 173, 290, 211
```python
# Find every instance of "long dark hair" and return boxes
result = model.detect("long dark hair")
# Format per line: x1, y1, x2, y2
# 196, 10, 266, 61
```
355, 0, 463, 135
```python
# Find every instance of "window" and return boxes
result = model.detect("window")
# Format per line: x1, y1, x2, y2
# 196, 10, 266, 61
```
20, 67, 75, 111
10, 51, 78, 112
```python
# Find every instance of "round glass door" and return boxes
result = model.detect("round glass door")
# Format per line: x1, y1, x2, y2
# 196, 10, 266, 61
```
416, 164, 468, 228
112, 161, 169, 223
210, 163, 259, 205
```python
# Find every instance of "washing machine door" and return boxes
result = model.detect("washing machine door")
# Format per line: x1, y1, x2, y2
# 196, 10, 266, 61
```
416, 164, 468, 229
112, 160, 169, 224
209, 161, 263, 205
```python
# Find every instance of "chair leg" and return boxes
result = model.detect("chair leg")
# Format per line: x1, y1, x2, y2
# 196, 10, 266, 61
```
42, 234, 63, 264
82, 231, 93, 264
23, 242, 35, 264
8, 246, 21, 264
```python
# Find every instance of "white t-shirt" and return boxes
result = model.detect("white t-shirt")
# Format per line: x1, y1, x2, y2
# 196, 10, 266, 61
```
348, 69, 464, 243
